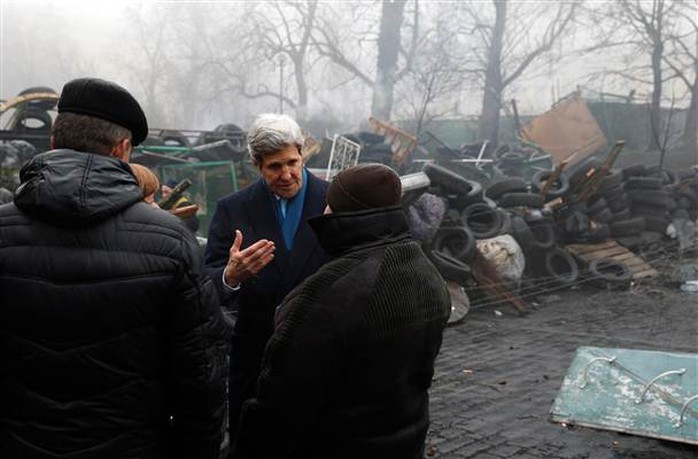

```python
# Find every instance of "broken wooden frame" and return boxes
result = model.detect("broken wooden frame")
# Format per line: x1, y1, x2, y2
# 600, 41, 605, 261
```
367, 116, 417, 167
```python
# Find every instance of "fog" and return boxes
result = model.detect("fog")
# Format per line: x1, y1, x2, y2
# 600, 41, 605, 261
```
1, 0, 695, 141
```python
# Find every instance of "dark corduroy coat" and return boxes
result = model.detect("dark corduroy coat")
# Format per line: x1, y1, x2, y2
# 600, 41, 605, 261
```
233, 207, 451, 459
0, 150, 229, 459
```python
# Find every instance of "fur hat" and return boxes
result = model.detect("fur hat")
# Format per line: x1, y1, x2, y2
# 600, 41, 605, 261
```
327, 163, 402, 213
58, 78, 148, 146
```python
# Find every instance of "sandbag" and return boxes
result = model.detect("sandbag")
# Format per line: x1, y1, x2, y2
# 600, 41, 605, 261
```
475, 234, 525, 288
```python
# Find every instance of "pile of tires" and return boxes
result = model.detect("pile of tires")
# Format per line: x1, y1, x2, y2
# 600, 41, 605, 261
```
422, 163, 508, 288
419, 162, 579, 292
564, 162, 698, 248
408, 160, 698, 296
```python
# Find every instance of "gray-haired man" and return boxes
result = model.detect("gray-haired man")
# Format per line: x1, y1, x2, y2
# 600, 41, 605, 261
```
205, 113, 330, 449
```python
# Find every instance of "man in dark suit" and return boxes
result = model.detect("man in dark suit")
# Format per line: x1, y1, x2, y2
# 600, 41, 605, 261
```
204, 113, 330, 449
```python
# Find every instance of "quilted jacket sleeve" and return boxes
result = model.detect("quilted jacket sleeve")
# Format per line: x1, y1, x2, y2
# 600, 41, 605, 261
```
169, 231, 232, 459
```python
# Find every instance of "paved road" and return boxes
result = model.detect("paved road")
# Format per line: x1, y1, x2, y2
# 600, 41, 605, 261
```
426, 279, 698, 458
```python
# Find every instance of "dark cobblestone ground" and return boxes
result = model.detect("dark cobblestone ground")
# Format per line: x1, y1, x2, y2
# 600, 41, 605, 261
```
426, 270, 698, 458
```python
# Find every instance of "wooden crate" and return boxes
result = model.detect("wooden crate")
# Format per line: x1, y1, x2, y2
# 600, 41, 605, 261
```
567, 239, 659, 279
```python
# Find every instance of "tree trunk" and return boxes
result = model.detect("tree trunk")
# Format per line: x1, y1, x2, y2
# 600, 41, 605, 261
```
682, 73, 697, 154
649, 34, 663, 150
371, 0, 407, 121
179, 11, 204, 128
294, 55, 309, 125
478, 0, 507, 149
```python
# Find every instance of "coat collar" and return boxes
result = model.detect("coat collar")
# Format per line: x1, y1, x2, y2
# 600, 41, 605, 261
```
308, 206, 411, 258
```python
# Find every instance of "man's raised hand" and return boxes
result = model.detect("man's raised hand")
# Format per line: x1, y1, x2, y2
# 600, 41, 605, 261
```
223, 230, 275, 286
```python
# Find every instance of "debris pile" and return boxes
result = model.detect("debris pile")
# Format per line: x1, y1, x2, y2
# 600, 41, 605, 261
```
404, 158, 698, 319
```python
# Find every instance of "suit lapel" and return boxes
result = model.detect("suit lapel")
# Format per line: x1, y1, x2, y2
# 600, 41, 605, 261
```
245, 179, 287, 274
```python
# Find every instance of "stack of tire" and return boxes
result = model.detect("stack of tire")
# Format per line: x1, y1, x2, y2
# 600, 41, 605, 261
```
422, 163, 508, 287
561, 162, 698, 248
483, 176, 579, 288
550, 157, 620, 244
622, 164, 693, 239
556, 155, 631, 290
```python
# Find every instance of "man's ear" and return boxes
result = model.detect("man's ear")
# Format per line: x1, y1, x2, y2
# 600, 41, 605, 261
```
111, 138, 133, 162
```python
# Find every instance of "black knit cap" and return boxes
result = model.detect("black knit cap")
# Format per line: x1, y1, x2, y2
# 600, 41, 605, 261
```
327, 163, 402, 213
58, 78, 148, 146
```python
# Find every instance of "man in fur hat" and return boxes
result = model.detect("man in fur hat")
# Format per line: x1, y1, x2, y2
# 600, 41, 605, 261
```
232, 163, 451, 459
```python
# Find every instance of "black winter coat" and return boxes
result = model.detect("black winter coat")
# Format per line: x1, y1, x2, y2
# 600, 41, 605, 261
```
0, 150, 229, 459
233, 207, 451, 459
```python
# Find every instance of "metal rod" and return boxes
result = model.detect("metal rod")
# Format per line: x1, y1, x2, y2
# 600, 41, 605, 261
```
475, 140, 489, 169
580, 356, 616, 389
676, 394, 698, 428
635, 368, 686, 404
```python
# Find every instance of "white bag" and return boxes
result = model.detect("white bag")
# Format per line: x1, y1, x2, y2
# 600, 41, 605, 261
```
476, 234, 525, 288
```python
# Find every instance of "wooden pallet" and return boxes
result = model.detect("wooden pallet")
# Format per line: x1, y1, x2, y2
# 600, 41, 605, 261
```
566, 239, 659, 279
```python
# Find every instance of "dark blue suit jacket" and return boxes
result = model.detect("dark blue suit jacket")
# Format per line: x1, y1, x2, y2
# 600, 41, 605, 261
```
205, 170, 330, 338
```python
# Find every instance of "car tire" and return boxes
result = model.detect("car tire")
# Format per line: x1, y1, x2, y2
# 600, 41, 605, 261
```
432, 226, 477, 262
587, 259, 632, 290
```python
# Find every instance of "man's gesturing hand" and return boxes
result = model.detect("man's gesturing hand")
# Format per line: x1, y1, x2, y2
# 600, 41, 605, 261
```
223, 230, 275, 286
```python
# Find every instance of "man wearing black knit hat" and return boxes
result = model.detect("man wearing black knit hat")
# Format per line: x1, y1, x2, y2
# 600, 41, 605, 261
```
233, 163, 452, 459
0, 77, 229, 458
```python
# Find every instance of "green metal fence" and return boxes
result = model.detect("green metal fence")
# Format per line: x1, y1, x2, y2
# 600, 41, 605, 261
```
133, 145, 250, 237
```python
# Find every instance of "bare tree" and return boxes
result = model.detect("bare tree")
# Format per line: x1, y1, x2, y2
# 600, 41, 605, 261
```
663, 2, 698, 153
459, 0, 578, 148
618, 0, 683, 149
583, 1, 685, 150
122, 3, 176, 127
313, 0, 417, 121
166, 5, 215, 129
209, 1, 319, 124
372, 0, 409, 120
394, 27, 464, 137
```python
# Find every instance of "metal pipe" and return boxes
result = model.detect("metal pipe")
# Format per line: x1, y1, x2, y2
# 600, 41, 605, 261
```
635, 368, 686, 404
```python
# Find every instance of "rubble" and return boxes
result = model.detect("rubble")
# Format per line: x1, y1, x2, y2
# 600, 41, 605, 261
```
402, 150, 698, 317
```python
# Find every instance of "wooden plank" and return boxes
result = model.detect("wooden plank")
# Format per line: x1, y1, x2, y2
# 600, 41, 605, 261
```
568, 240, 617, 252
634, 269, 659, 278
585, 247, 631, 259
614, 252, 637, 262
566, 238, 657, 280
623, 259, 650, 268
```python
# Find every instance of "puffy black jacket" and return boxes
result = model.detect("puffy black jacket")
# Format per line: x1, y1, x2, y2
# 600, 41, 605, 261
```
0, 150, 230, 459
233, 207, 451, 459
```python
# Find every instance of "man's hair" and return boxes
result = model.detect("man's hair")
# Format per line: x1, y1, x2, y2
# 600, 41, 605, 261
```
51, 112, 132, 156
247, 113, 304, 165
